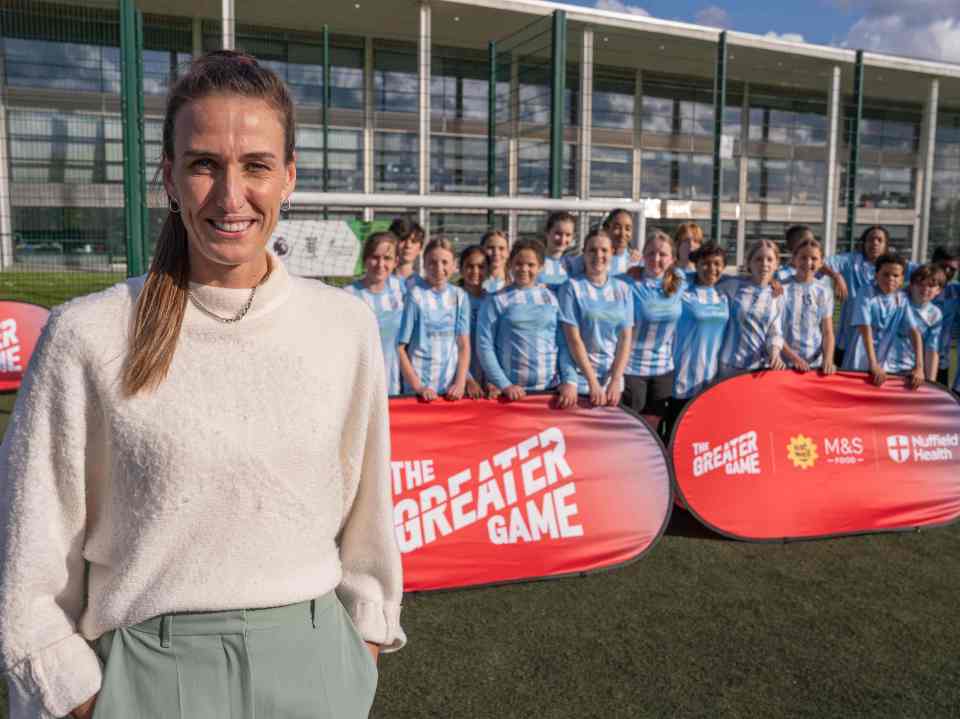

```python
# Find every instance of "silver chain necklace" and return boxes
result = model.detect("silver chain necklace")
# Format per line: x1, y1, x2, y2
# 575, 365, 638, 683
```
188, 268, 270, 324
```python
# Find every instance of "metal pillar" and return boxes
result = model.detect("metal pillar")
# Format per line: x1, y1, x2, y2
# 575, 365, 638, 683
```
736, 83, 749, 266
120, 0, 146, 276
578, 29, 593, 243
631, 70, 643, 202
221, 0, 234, 50
0, 53, 13, 270
321, 26, 331, 220
918, 79, 939, 262
487, 41, 497, 225
362, 37, 375, 221
192, 17, 203, 58
710, 31, 727, 244
549, 10, 567, 199
417, 2, 431, 231
823, 65, 841, 257
844, 50, 864, 251
508, 54, 519, 241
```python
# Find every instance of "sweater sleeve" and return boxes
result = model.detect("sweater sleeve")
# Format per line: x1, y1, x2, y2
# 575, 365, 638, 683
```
335, 312, 406, 652
0, 307, 104, 719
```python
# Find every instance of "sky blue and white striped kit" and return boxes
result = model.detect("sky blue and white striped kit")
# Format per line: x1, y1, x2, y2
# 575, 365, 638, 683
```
933, 282, 960, 359
621, 271, 686, 377
464, 288, 488, 384
344, 276, 406, 395
672, 285, 730, 399
482, 276, 506, 293
781, 276, 834, 368
398, 282, 470, 393
539, 255, 570, 290
826, 252, 876, 351
717, 278, 785, 370
840, 287, 917, 372
476, 285, 574, 390
558, 276, 634, 393
885, 301, 942, 374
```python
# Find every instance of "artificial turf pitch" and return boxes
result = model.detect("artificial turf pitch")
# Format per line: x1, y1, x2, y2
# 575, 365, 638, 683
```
2, 391, 959, 718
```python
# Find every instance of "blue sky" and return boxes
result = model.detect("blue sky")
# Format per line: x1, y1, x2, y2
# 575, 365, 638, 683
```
570, 0, 960, 64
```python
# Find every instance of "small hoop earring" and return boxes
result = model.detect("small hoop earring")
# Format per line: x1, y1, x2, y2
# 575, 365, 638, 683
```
168, 197, 181, 214
280, 196, 292, 213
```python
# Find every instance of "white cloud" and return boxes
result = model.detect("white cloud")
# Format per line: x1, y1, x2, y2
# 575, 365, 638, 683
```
763, 31, 806, 43
695, 5, 731, 29
838, 1, 960, 63
594, 0, 649, 16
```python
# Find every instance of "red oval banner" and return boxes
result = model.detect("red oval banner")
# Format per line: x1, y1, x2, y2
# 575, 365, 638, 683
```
390, 394, 672, 591
0, 301, 50, 392
671, 371, 960, 541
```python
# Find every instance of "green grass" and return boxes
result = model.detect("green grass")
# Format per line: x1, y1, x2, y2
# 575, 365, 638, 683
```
1, 281, 958, 717
0, 271, 124, 308
2, 393, 959, 717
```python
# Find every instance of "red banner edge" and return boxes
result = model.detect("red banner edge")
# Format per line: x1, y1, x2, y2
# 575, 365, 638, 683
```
403, 396, 676, 594
666, 370, 960, 544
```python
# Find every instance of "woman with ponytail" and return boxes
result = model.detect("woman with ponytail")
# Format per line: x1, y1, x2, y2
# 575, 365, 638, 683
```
0, 51, 403, 719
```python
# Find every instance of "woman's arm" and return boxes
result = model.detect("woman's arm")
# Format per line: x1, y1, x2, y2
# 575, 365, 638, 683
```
562, 324, 605, 406
337, 314, 405, 655
0, 309, 104, 719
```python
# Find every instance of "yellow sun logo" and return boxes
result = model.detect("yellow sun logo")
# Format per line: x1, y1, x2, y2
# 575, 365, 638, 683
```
787, 435, 819, 470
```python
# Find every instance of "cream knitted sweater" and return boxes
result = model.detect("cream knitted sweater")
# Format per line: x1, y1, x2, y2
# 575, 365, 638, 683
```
0, 261, 405, 719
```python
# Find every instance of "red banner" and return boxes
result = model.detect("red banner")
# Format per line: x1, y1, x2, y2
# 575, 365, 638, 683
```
671, 371, 960, 540
0, 301, 50, 392
390, 394, 672, 591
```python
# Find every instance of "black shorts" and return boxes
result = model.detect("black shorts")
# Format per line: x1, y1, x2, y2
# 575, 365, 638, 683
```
936, 367, 949, 387
623, 372, 674, 417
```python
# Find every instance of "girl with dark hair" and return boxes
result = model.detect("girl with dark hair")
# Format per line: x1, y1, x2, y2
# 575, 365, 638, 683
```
670, 242, 730, 426
539, 211, 576, 289
477, 239, 575, 401
0, 51, 403, 719
931, 246, 960, 386
841, 253, 923, 388
674, 222, 704, 276
391, 216, 424, 285
458, 244, 490, 398
567, 208, 641, 278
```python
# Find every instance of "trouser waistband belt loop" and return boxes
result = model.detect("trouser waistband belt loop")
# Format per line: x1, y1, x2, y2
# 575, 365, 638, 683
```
160, 614, 172, 648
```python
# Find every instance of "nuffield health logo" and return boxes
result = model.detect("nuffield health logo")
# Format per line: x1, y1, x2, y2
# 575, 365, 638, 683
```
886, 435, 910, 464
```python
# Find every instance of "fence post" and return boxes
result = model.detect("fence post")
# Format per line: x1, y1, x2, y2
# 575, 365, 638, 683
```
120, 0, 146, 277
710, 30, 727, 244
549, 10, 566, 200
845, 50, 864, 251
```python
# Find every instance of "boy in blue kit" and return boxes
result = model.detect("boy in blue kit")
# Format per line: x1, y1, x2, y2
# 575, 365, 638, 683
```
932, 247, 959, 387
889, 264, 945, 382
841, 253, 923, 388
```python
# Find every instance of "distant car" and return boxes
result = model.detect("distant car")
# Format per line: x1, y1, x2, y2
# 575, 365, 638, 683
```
17, 241, 63, 254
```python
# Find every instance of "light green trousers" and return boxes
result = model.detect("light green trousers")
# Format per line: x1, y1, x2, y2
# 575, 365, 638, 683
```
91, 593, 378, 719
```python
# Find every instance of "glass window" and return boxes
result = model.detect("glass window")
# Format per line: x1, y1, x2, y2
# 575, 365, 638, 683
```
593, 72, 634, 130
12, 207, 126, 263
296, 127, 364, 192
374, 131, 418, 192
590, 146, 632, 198
839, 164, 915, 209
430, 135, 508, 194
931, 111, 960, 257
517, 141, 576, 196
641, 152, 735, 201
430, 212, 508, 253
4, 38, 120, 93
748, 157, 825, 205
375, 47, 418, 113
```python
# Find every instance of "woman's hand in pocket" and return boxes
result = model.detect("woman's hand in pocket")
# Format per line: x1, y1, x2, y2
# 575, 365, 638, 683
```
71, 693, 98, 719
